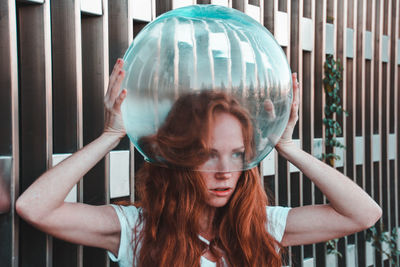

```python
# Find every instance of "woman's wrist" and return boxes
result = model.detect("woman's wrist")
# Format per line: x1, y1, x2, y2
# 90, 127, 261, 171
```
100, 131, 125, 150
275, 140, 296, 154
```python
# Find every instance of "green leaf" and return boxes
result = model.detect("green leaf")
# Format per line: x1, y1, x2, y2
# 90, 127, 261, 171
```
325, 106, 331, 115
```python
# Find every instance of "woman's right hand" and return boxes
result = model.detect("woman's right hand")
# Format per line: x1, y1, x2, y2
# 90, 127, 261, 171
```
104, 58, 127, 139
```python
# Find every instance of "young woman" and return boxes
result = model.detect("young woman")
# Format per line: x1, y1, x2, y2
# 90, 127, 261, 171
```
16, 59, 382, 267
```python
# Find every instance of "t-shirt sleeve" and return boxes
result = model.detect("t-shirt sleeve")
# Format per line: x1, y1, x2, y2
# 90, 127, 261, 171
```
266, 206, 291, 242
107, 204, 140, 266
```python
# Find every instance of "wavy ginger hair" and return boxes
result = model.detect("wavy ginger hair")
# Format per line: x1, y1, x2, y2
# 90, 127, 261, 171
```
134, 91, 284, 266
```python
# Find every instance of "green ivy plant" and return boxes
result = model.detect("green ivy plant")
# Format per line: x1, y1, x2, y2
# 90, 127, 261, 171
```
322, 54, 347, 258
326, 239, 343, 258
366, 224, 400, 266
322, 54, 348, 167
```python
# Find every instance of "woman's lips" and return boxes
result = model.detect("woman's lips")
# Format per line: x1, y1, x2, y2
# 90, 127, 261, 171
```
210, 188, 232, 197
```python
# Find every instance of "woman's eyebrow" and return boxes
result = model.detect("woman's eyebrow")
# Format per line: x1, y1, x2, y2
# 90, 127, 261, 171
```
209, 147, 244, 152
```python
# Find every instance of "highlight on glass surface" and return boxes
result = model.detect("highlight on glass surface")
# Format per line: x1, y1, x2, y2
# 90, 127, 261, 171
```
121, 4, 293, 172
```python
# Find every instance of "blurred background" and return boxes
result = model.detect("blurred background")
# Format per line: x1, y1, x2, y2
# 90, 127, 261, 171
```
0, 0, 399, 266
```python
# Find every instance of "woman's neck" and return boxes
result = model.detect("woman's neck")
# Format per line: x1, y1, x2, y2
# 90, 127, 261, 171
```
199, 206, 217, 240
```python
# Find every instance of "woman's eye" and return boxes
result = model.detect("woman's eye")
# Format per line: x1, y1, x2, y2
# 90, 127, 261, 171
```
232, 151, 244, 159
209, 151, 218, 159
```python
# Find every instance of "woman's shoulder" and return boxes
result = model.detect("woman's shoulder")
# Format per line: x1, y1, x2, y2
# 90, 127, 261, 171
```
110, 204, 142, 228
266, 205, 291, 217
108, 204, 142, 266
266, 206, 291, 242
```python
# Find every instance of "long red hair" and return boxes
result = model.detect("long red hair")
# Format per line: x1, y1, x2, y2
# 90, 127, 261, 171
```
133, 91, 284, 266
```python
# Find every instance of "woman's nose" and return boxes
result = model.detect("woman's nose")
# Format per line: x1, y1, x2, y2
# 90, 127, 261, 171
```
215, 157, 233, 178
215, 171, 232, 179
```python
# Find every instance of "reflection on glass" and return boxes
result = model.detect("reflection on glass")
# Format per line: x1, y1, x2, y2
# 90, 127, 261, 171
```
136, 90, 289, 172
121, 5, 293, 170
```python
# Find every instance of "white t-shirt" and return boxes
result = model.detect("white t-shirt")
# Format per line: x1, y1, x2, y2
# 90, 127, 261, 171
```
108, 204, 291, 267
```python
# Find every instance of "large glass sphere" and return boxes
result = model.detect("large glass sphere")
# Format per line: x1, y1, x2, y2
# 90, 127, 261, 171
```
121, 4, 292, 172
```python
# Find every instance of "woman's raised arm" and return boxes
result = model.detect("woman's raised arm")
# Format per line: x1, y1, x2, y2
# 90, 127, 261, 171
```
276, 74, 382, 247
16, 59, 127, 256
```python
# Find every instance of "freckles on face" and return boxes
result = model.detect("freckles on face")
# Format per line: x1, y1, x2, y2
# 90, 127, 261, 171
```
198, 112, 245, 207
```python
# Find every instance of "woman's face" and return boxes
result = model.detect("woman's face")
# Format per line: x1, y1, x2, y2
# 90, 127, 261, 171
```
198, 111, 244, 208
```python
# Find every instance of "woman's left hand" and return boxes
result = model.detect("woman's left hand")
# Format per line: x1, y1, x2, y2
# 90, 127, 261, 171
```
104, 59, 127, 139
275, 73, 300, 149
